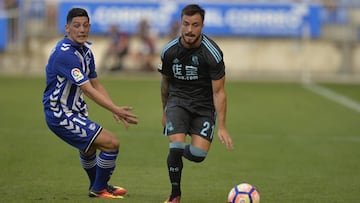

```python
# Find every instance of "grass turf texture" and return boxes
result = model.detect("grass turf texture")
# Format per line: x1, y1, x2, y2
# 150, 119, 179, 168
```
0, 75, 359, 203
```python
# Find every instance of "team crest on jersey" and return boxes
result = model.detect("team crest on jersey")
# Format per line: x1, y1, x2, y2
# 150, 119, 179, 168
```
71, 68, 84, 82
166, 121, 174, 132
192, 55, 199, 66
172, 58, 180, 64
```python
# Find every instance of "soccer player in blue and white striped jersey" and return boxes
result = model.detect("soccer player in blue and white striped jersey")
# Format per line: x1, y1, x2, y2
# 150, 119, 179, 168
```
159, 4, 234, 203
42, 8, 138, 199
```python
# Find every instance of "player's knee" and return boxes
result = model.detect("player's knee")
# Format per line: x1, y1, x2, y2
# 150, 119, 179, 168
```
169, 142, 186, 150
110, 138, 120, 150
169, 142, 186, 154
183, 145, 208, 163
96, 129, 120, 151
104, 134, 120, 151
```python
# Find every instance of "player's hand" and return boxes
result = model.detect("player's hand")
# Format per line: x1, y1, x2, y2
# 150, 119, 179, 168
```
217, 128, 233, 150
113, 106, 138, 129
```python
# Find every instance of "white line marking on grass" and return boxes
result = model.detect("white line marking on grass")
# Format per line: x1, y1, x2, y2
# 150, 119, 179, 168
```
303, 83, 360, 113
244, 134, 360, 142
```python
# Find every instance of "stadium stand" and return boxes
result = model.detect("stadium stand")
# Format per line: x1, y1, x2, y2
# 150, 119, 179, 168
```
1, 0, 360, 82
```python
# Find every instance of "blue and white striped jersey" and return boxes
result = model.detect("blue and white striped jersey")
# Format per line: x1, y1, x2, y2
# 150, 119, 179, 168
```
43, 37, 97, 122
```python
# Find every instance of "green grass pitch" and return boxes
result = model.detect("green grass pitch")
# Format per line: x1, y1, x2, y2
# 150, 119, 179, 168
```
0, 75, 359, 203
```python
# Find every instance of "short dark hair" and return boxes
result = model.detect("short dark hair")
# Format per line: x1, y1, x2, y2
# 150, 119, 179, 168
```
66, 8, 89, 24
181, 4, 205, 22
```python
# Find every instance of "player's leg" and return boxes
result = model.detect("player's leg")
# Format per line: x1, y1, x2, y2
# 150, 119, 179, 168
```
91, 128, 119, 152
183, 134, 210, 162
79, 148, 97, 190
46, 116, 123, 198
81, 146, 126, 197
166, 133, 186, 202
89, 128, 126, 195
164, 104, 192, 202
183, 114, 215, 163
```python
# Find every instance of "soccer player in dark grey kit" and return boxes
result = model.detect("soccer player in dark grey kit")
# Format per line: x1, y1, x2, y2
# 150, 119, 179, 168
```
159, 4, 234, 203
42, 8, 138, 199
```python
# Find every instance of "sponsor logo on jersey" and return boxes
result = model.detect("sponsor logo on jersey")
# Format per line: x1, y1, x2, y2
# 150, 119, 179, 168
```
71, 68, 84, 82
89, 123, 96, 131
172, 64, 199, 80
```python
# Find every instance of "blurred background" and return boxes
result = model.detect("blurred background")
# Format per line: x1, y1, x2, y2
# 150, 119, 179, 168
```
1, 0, 360, 82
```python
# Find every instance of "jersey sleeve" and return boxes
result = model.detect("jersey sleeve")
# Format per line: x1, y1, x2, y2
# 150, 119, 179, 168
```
159, 38, 179, 77
210, 60, 225, 80
54, 51, 89, 86
208, 50, 225, 80
202, 35, 225, 80
158, 49, 171, 76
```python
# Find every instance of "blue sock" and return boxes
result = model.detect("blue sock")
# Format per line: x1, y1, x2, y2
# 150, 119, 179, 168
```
79, 152, 97, 190
92, 151, 118, 192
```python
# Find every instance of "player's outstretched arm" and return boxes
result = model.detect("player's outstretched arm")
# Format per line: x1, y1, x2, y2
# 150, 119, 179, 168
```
80, 79, 138, 128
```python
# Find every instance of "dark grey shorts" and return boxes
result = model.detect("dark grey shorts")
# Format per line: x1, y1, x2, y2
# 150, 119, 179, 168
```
163, 105, 216, 142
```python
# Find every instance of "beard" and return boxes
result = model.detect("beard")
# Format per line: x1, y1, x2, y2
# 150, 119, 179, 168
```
181, 32, 201, 47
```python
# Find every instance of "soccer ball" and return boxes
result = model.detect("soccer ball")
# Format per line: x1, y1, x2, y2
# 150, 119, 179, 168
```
227, 183, 260, 203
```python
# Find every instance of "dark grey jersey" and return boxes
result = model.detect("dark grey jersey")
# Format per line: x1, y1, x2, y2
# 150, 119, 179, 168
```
159, 35, 225, 111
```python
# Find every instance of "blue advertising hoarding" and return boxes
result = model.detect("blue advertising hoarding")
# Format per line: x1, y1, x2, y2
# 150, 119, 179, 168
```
58, 1, 321, 38
0, 16, 7, 50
